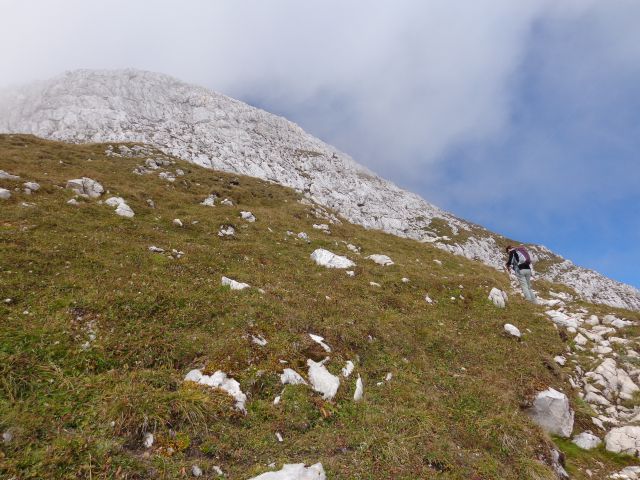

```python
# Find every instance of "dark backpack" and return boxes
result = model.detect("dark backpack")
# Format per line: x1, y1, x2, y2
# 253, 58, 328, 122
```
513, 246, 531, 267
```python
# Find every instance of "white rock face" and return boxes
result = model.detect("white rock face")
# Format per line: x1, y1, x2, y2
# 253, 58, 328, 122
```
247, 463, 326, 480
0, 188, 10, 200
572, 431, 601, 450
3, 69, 639, 310
488, 288, 507, 308
221, 276, 250, 290
307, 359, 340, 400
605, 426, 640, 456
280, 368, 307, 385
366, 254, 394, 266
184, 369, 247, 412
504, 323, 521, 338
65, 177, 104, 198
310, 248, 355, 269
527, 388, 574, 438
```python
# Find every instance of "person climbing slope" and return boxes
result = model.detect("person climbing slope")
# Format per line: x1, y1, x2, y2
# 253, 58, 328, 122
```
505, 245, 537, 303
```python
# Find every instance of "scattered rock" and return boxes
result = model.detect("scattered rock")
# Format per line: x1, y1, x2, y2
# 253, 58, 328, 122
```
587, 358, 640, 401
312, 223, 330, 232
366, 254, 394, 266
240, 211, 256, 222
401, 277, 410, 283
201, 194, 216, 206
346, 270, 355, 277
307, 358, 340, 400
527, 388, 574, 438
173, 218, 183, 227
549, 448, 569, 480
23, 181, 40, 193
275, 432, 284, 442
191, 465, 203, 477
488, 288, 508, 308
309, 333, 332, 352
221, 276, 250, 290
0, 188, 11, 200
504, 323, 521, 338
218, 225, 235, 237
2, 430, 13, 444
148, 246, 164, 253
251, 335, 268, 347
369, 281, 381, 287
310, 248, 355, 269
67, 198, 78, 205
354, 376, 364, 401
159, 171, 176, 182
280, 368, 307, 385
297, 232, 310, 242
424, 295, 433, 304
184, 369, 247, 412
342, 360, 354, 377
605, 426, 640, 456
610, 466, 640, 479
221, 198, 233, 206
554, 356, 567, 366
143, 432, 154, 449
0, 170, 20, 180
66, 177, 104, 198
247, 463, 326, 480
146, 198, 155, 208
572, 431, 602, 450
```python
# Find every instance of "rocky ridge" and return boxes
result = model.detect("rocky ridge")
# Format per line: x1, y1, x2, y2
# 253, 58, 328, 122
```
1, 69, 638, 310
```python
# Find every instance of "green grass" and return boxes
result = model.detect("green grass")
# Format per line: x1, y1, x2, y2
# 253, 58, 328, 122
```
0, 134, 637, 479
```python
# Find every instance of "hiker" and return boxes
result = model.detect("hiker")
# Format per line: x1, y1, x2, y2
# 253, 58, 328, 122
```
505, 245, 536, 303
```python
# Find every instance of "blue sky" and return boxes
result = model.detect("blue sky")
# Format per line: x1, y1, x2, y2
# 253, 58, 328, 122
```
1, 1, 639, 287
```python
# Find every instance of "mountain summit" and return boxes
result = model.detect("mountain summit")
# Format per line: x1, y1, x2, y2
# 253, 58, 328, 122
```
1, 69, 638, 310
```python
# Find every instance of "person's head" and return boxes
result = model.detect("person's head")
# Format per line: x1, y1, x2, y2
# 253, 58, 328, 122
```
506, 245, 514, 253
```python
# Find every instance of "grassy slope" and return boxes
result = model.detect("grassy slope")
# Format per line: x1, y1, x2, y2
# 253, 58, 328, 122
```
0, 135, 636, 479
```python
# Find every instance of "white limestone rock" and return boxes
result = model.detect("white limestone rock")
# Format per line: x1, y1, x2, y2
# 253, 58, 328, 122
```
572, 431, 602, 450
341, 360, 354, 378
354, 375, 364, 401
0, 170, 19, 180
309, 333, 331, 352
587, 358, 640, 401
488, 288, 507, 308
610, 466, 640, 479
310, 248, 355, 269
307, 358, 340, 400
220, 198, 233, 206
148, 245, 164, 253
218, 225, 235, 237
504, 323, 521, 338
546, 310, 579, 329
240, 211, 256, 222
143, 432, 154, 448
221, 276, 250, 290
173, 218, 183, 227
280, 368, 307, 386
247, 463, 326, 480
184, 369, 247, 412
66, 177, 104, 198
554, 356, 567, 366
605, 426, 640, 456
200, 194, 216, 206
0, 188, 10, 200
527, 388, 574, 438
366, 254, 394, 266
23, 181, 40, 192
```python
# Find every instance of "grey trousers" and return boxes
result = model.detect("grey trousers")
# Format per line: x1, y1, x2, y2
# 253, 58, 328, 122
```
517, 269, 536, 303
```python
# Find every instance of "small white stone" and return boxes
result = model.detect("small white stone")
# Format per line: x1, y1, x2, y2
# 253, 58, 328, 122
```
366, 254, 394, 266
401, 277, 410, 283
354, 375, 364, 401
572, 431, 601, 450
309, 333, 332, 352
275, 432, 283, 442
346, 270, 355, 277
191, 465, 203, 477
504, 323, 521, 338
143, 432, 154, 448
554, 356, 567, 366
173, 218, 183, 227
221, 276, 250, 290
200, 194, 216, 206
240, 211, 256, 222
148, 245, 164, 253
0, 188, 11, 200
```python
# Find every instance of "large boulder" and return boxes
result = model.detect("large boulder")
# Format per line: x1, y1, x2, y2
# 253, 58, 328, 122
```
605, 426, 640, 456
527, 388, 574, 438
66, 177, 104, 198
